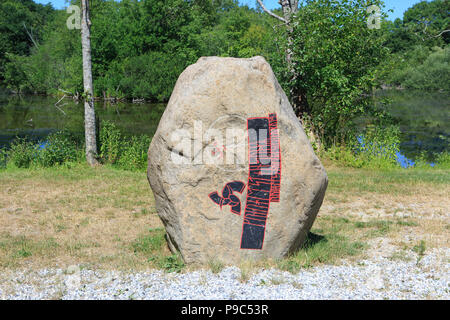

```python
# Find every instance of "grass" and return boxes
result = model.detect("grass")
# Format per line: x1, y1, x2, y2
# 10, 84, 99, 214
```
208, 258, 225, 274
325, 163, 450, 196
412, 240, 427, 265
0, 162, 448, 272
277, 218, 368, 273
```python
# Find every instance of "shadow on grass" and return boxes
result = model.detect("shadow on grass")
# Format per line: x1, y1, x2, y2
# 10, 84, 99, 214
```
301, 232, 327, 249
277, 228, 365, 274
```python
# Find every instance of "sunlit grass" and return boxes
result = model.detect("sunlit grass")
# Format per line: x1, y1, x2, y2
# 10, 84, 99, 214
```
0, 162, 448, 271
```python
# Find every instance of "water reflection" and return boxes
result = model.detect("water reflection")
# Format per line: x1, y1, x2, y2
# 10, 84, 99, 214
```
0, 90, 448, 167
0, 94, 166, 148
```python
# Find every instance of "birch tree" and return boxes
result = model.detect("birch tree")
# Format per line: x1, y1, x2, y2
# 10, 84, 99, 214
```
81, 0, 98, 166
256, 0, 309, 116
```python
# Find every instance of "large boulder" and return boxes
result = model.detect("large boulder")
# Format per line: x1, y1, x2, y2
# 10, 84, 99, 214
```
147, 56, 328, 265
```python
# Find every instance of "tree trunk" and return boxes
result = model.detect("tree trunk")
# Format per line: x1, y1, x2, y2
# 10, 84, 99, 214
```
81, 0, 98, 166
258, 0, 310, 116
279, 0, 310, 116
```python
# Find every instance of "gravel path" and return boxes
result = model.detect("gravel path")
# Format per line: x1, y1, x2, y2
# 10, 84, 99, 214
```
1, 248, 448, 300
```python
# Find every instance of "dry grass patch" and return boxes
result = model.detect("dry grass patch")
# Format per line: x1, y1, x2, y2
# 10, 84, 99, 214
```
0, 163, 448, 272
0, 165, 166, 270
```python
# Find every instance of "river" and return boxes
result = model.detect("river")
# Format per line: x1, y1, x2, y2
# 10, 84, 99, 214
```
0, 90, 448, 167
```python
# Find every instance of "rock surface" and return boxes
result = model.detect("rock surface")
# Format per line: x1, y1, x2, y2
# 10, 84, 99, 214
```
147, 56, 328, 264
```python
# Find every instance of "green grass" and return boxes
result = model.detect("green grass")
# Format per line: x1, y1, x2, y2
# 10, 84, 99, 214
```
0, 234, 59, 267
132, 228, 166, 256
354, 220, 392, 237
0, 162, 447, 271
327, 166, 450, 196
277, 217, 367, 273
412, 240, 427, 265
131, 228, 185, 272
275, 214, 427, 273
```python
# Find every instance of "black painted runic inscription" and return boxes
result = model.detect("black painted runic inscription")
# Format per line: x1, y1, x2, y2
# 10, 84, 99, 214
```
241, 113, 281, 249
208, 113, 281, 250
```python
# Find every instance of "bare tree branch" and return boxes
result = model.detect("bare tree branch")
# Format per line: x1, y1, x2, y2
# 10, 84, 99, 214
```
433, 29, 450, 38
54, 95, 67, 116
23, 23, 39, 48
257, 0, 287, 23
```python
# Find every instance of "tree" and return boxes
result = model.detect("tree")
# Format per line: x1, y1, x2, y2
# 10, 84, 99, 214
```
403, 0, 450, 46
0, 0, 54, 83
289, 0, 388, 144
81, 0, 98, 166
256, 0, 307, 114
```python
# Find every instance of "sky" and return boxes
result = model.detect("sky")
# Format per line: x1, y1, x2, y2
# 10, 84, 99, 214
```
241, 0, 427, 20
35, 0, 427, 21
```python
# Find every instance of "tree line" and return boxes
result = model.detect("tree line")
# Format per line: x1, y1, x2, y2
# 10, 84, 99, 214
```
1, 0, 448, 148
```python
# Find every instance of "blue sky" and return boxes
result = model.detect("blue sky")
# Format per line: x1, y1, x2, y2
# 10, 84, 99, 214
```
35, 0, 426, 21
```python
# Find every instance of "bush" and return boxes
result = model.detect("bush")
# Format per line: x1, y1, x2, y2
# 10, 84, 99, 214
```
435, 152, 450, 169
99, 120, 122, 164
98, 51, 187, 101
99, 120, 150, 170
117, 135, 151, 171
6, 138, 38, 168
353, 125, 401, 168
0, 148, 8, 169
322, 125, 401, 169
38, 131, 80, 167
381, 46, 450, 91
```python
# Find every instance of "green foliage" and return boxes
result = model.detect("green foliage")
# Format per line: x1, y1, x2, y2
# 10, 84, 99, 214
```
288, 0, 389, 143
39, 130, 80, 167
1, 0, 447, 163
99, 120, 150, 170
157, 254, 185, 273
132, 228, 166, 256
379, 0, 449, 91
3, 0, 277, 100
402, 0, 449, 47
0, 148, 7, 169
5, 132, 80, 168
401, 46, 450, 91
100, 120, 122, 164
380, 45, 450, 91
117, 135, 151, 171
3, 120, 150, 170
353, 125, 401, 167
3, 8, 82, 94
382, 0, 449, 54
0, 0, 54, 84
6, 137, 38, 168
435, 152, 450, 169
108, 51, 186, 101
323, 124, 401, 169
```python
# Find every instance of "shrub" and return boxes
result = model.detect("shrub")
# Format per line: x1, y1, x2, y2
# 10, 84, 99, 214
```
435, 152, 450, 169
381, 45, 450, 91
402, 46, 450, 91
38, 131, 79, 167
0, 148, 7, 169
99, 120, 122, 164
322, 125, 401, 168
352, 125, 401, 168
117, 135, 151, 171
7, 138, 38, 168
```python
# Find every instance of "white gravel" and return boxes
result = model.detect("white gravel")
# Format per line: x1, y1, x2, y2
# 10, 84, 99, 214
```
1, 248, 448, 300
